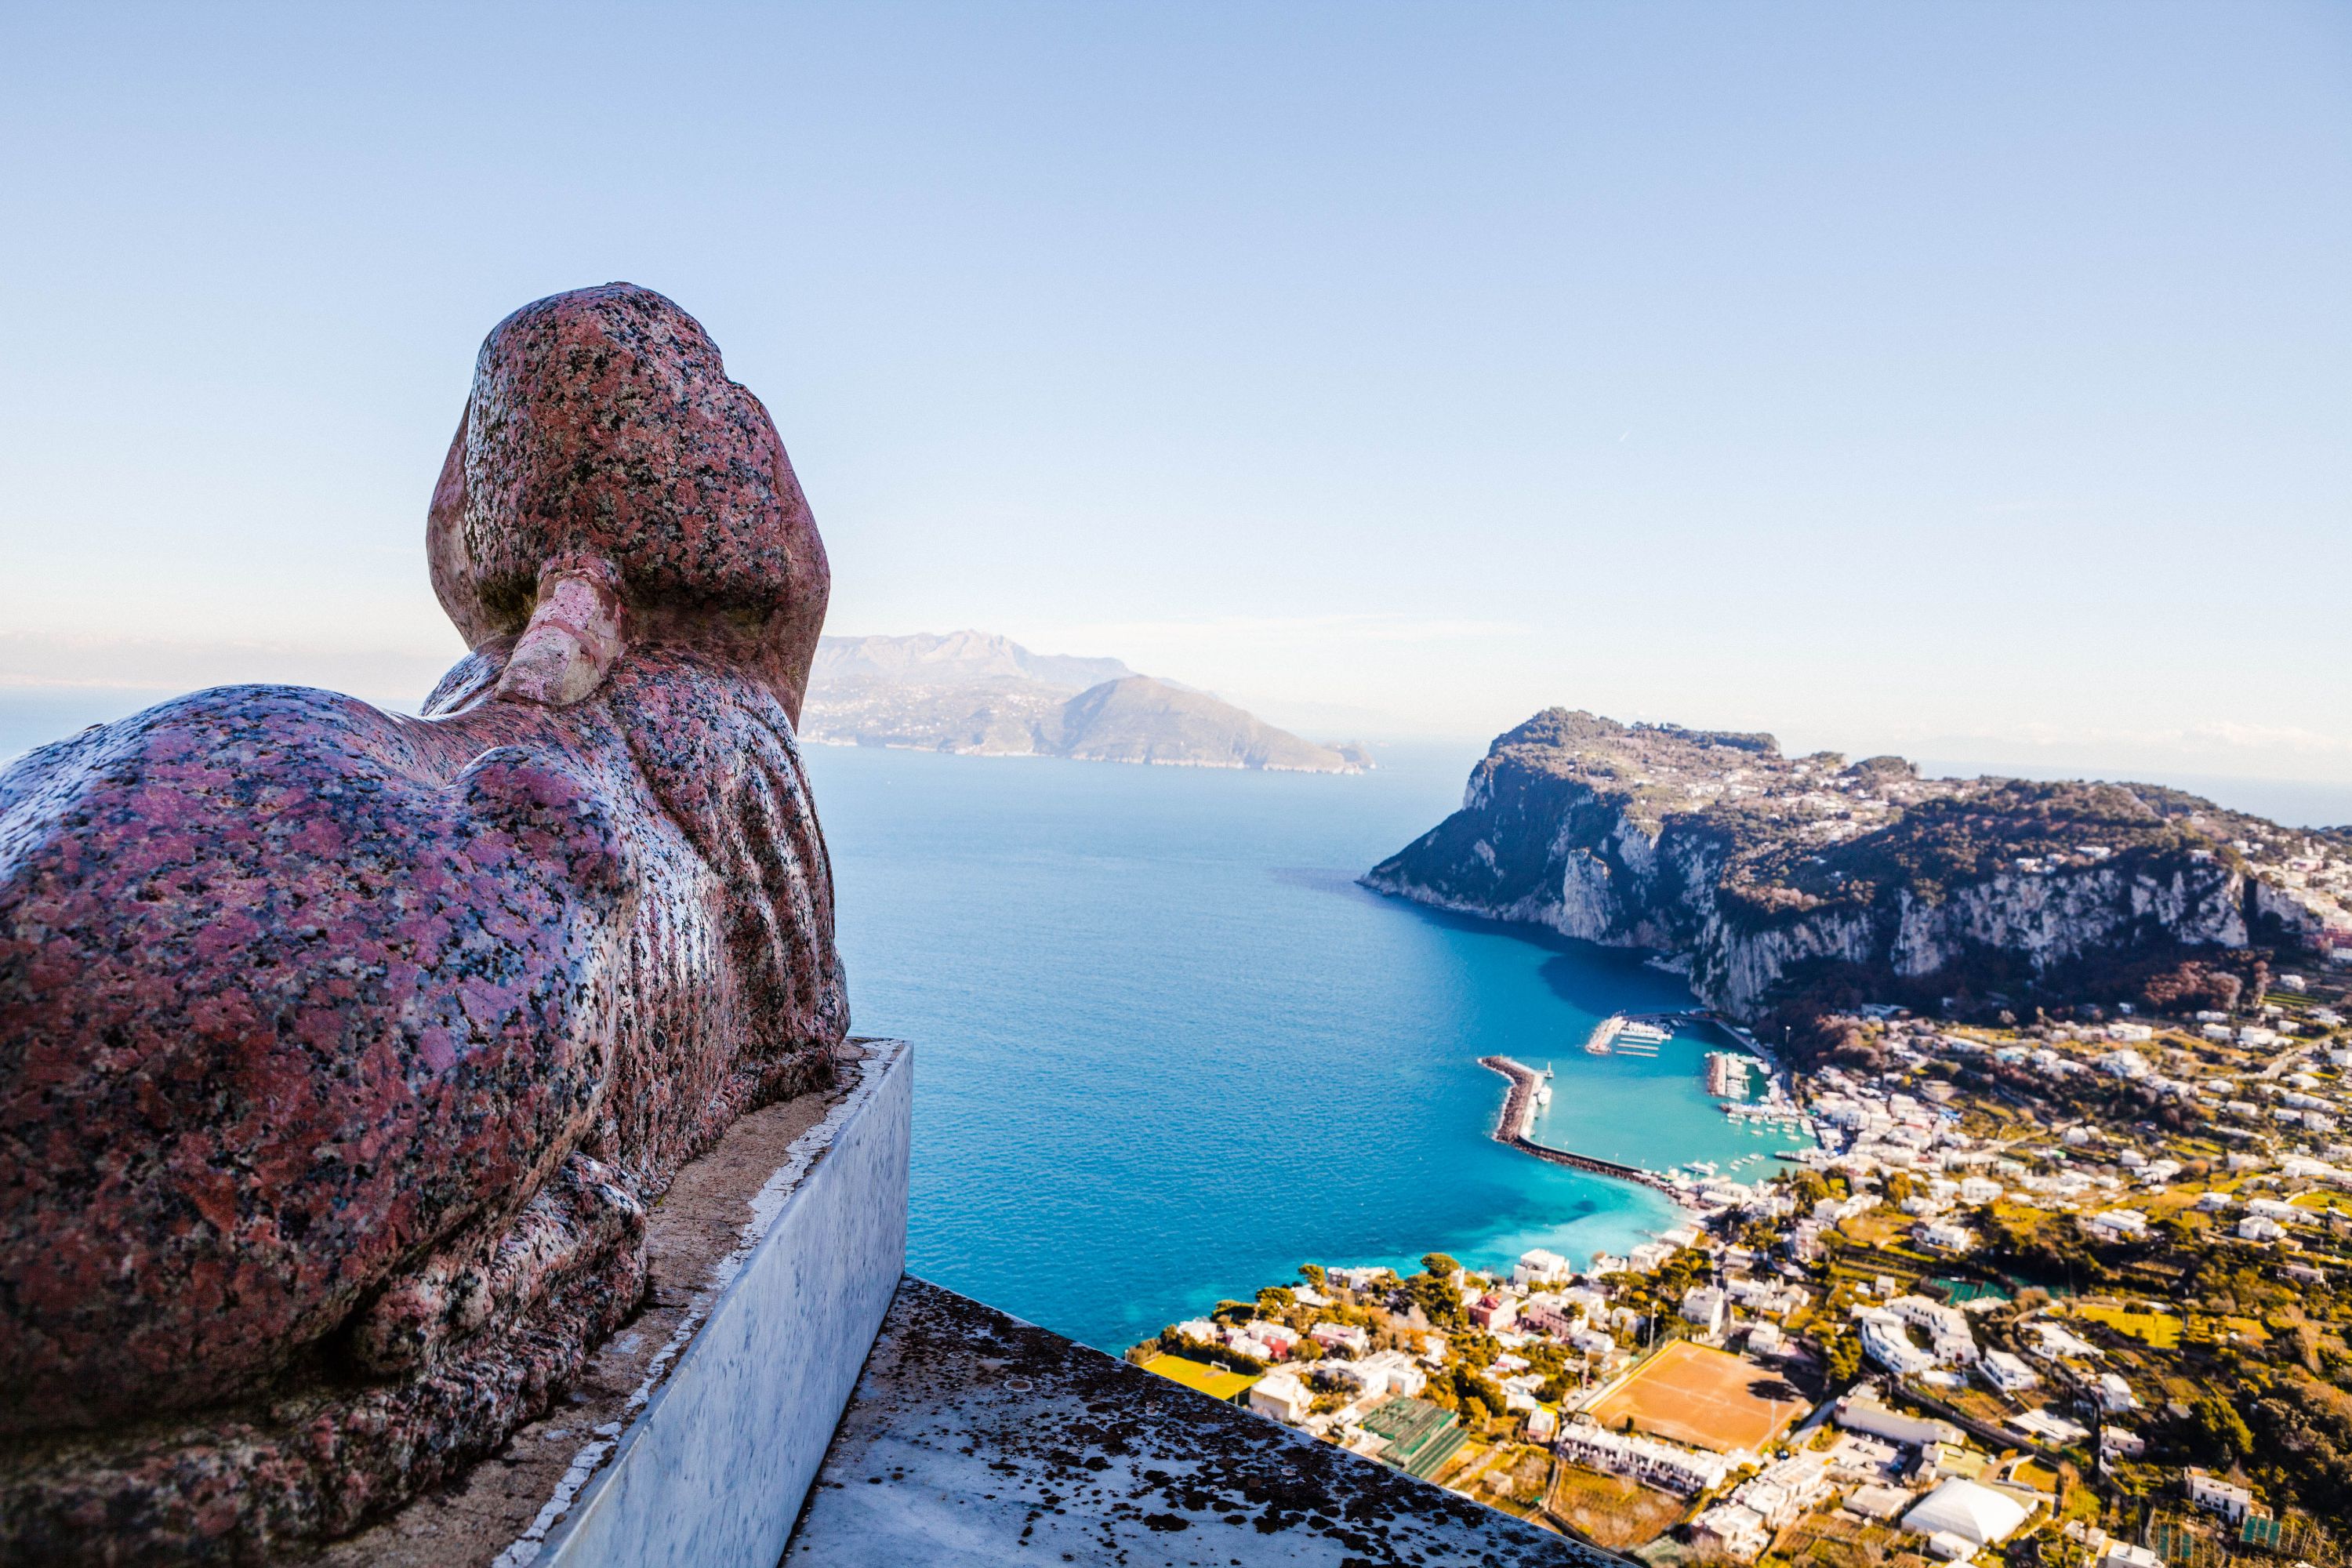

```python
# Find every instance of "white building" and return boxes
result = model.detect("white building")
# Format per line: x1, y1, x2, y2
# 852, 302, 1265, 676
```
1316, 1349, 1425, 1402
1359, 1349, 1427, 1399
2100, 1427, 2145, 1459
1554, 1421, 1731, 1494
1889, 1295, 1975, 1363
1732, 1453, 1831, 1525
2083, 1210, 2148, 1240
2184, 1468, 2254, 1522
2238, 1214, 2285, 1242
1248, 1368, 1313, 1424
1727, 1276, 1806, 1316
1916, 1219, 1976, 1253
2097, 1372, 2136, 1413
1690, 1504, 1769, 1563
2009, 1406, 2092, 1446
1512, 1247, 1573, 1288
1856, 1311, 1937, 1377
1680, 1284, 1727, 1338
1626, 1240, 1677, 1272
1978, 1350, 2038, 1394
1834, 1392, 1960, 1450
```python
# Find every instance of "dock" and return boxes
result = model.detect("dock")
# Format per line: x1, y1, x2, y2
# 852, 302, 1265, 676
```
1476, 1056, 1682, 1196
1583, 1010, 1716, 1058
1703, 1051, 1751, 1098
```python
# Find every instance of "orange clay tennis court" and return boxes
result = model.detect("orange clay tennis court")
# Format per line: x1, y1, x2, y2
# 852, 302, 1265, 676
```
1585, 1341, 1807, 1454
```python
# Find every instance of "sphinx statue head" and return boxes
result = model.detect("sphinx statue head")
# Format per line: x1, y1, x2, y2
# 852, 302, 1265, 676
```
0, 285, 849, 1556
426, 283, 831, 719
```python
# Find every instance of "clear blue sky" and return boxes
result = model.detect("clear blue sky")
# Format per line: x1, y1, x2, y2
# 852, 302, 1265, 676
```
4, 3, 2347, 783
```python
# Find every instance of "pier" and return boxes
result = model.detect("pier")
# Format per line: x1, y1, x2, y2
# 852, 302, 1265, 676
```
1476, 1056, 1682, 1197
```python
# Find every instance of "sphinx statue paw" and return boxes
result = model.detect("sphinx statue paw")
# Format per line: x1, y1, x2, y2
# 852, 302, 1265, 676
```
347, 1152, 649, 1377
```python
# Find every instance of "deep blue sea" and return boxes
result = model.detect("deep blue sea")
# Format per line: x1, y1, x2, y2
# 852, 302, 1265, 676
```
804, 741, 1778, 1353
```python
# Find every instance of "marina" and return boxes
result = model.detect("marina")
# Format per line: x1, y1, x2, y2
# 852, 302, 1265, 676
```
1584, 1011, 1675, 1055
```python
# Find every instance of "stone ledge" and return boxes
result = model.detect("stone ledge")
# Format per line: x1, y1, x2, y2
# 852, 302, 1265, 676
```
327, 1038, 910, 1568
784, 1275, 1627, 1567
534, 1037, 909, 1566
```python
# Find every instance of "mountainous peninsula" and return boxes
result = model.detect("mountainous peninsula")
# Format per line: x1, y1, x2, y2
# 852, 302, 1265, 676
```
1366, 709, 2351, 1029
803, 631, 1370, 774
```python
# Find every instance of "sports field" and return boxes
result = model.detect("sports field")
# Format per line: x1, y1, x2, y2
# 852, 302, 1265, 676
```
1586, 1341, 1806, 1454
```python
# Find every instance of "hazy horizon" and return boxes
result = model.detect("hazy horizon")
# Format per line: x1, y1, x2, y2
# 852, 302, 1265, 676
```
5, 4, 2347, 789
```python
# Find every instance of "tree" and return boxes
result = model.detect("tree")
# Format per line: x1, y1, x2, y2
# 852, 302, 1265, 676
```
1406, 1271, 1464, 1328
1453, 1366, 1505, 1415
1298, 1263, 1325, 1289
1824, 1334, 1863, 1387
1422, 1253, 1461, 1279
2193, 1393, 2253, 1462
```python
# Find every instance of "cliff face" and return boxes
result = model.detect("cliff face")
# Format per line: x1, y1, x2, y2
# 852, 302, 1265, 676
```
1365, 709, 2274, 1020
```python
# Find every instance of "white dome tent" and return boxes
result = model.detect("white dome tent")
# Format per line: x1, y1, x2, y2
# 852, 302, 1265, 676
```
1900, 1479, 2031, 1549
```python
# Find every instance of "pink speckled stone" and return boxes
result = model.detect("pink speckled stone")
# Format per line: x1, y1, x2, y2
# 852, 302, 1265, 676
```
0, 285, 848, 1559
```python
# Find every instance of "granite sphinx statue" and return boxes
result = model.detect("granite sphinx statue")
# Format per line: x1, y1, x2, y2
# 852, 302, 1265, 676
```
0, 284, 849, 1556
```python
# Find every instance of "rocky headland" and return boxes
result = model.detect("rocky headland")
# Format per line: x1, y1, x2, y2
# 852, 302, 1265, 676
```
1366, 709, 2350, 1032
804, 630, 1367, 773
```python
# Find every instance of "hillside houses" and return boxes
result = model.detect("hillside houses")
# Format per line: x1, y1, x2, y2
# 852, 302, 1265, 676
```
1138, 945, 2352, 1558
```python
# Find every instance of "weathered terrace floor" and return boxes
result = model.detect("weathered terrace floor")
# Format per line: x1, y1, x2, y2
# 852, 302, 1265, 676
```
784, 1276, 1627, 1567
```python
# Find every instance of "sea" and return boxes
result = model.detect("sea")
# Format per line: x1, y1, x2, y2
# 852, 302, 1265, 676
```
804, 740, 1776, 1353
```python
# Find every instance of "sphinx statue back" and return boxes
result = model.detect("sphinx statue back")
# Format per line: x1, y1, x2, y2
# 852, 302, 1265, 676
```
0, 284, 849, 1557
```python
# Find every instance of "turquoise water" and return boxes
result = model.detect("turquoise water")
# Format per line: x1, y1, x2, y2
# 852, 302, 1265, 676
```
806, 741, 1782, 1353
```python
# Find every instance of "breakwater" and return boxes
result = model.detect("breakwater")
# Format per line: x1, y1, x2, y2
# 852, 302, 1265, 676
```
1477, 1056, 1682, 1196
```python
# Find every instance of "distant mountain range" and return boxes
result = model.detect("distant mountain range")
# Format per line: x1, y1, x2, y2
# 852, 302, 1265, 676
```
803, 632, 1370, 774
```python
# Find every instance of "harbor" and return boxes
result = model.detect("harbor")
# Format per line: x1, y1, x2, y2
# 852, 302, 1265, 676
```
1495, 1001, 1821, 1204
1477, 1054, 1684, 1196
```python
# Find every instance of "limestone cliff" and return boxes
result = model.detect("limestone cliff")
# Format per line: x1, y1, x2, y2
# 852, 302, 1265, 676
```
1363, 709, 2305, 1020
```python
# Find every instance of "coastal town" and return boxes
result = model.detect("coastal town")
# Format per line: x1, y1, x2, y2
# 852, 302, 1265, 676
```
1128, 927, 2352, 1566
